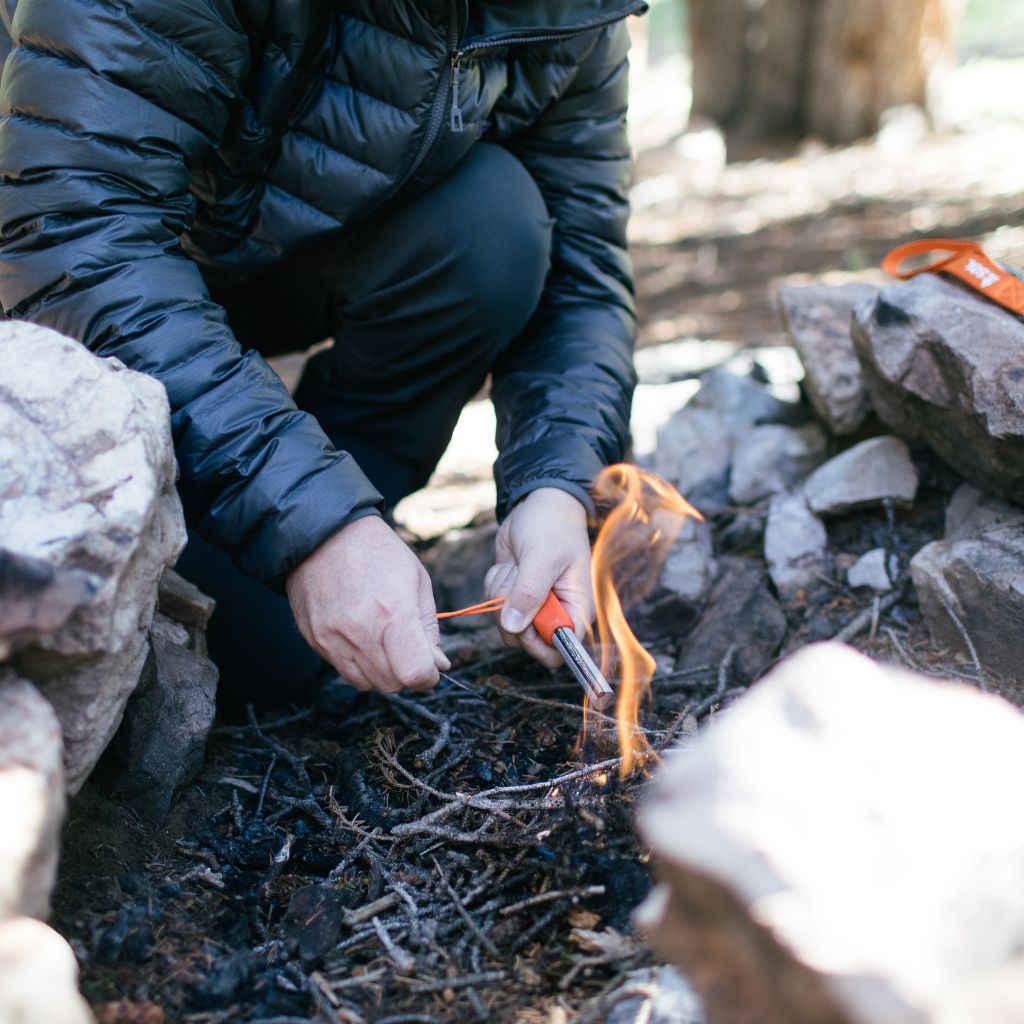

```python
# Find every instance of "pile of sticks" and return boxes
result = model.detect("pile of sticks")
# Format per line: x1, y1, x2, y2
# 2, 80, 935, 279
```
151, 647, 734, 1024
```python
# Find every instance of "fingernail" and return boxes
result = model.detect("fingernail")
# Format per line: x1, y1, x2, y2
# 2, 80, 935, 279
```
501, 608, 526, 633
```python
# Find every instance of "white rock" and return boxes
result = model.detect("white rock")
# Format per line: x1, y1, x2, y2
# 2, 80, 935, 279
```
0, 675, 64, 920
764, 493, 829, 602
637, 643, 1024, 1024
803, 436, 918, 515
0, 322, 186, 792
729, 423, 828, 505
846, 548, 897, 592
0, 917, 95, 1024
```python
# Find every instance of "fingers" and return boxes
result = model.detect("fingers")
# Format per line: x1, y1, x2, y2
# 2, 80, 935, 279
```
484, 561, 515, 603
516, 623, 564, 670
420, 568, 450, 676
286, 518, 446, 696
486, 558, 564, 670
499, 552, 551, 637
380, 617, 439, 693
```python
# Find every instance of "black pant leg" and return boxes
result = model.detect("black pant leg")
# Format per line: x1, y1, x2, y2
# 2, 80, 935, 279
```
294, 142, 553, 507
179, 143, 552, 703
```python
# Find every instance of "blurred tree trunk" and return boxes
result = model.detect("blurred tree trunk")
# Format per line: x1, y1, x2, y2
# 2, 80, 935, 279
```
689, 0, 964, 146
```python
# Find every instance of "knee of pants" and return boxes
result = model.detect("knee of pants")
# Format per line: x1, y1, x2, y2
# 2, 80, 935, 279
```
436, 144, 554, 349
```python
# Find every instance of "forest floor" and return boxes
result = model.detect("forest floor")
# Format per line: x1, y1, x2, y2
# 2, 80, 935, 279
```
52, 53, 1024, 1024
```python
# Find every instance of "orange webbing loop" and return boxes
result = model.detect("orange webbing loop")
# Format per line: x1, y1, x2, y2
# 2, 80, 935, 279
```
882, 238, 1024, 318
436, 596, 506, 620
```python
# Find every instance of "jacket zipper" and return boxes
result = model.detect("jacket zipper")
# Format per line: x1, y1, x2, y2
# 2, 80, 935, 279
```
448, 1, 647, 134
394, 0, 464, 192
401, 0, 646, 192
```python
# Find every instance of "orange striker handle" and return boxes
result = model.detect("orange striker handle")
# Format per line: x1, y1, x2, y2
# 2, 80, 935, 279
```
533, 591, 574, 646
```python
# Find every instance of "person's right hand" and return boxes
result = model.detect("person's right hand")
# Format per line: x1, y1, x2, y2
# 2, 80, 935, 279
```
285, 516, 449, 694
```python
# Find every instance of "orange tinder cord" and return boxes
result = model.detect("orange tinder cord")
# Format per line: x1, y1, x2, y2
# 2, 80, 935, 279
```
436, 597, 506, 620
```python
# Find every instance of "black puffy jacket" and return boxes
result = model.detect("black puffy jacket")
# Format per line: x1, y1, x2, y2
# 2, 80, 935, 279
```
0, 0, 644, 586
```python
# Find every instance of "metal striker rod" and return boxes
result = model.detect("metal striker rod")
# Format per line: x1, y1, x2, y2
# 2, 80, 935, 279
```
551, 629, 616, 712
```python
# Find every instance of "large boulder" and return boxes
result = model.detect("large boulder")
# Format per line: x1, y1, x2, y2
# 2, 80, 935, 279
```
777, 281, 878, 436
0, 322, 187, 792
637, 643, 1024, 1024
0, 675, 64, 921
852, 274, 1024, 504
0, 550, 98, 661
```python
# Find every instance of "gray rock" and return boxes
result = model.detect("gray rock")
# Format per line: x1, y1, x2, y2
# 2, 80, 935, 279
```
675, 557, 786, 685
651, 367, 807, 516
690, 366, 804, 430
98, 620, 218, 824
729, 423, 828, 505
0, 549, 98, 661
632, 516, 717, 641
0, 675, 64, 920
911, 522, 1024, 690
847, 548, 898, 592
0, 322, 187, 792
637, 643, 1024, 1024
778, 281, 878, 435
764, 493, 829, 603
803, 436, 918, 515
649, 406, 733, 515
0, 918, 95, 1024
944, 484, 1024, 542
852, 273, 1024, 504
158, 569, 216, 657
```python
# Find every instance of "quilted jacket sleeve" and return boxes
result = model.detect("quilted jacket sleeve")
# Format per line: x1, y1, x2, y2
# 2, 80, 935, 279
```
492, 22, 637, 519
0, 0, 383, 588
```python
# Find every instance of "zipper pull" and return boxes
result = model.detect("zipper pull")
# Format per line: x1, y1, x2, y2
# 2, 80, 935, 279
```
450, 54, 464, 133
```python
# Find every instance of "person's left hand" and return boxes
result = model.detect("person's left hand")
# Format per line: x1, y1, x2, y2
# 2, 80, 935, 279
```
484, 487, 594, 669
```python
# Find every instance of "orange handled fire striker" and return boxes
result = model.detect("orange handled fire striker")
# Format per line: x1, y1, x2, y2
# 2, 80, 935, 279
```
439, 593, 614, 711
532, 593, 616, 711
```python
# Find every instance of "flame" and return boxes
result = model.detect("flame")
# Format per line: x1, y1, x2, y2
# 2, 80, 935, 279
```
590, 464, 702, 778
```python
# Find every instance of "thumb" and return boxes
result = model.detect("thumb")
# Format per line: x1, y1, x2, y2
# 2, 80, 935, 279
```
499, 552, 552, 636
418, 570, 450, 672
